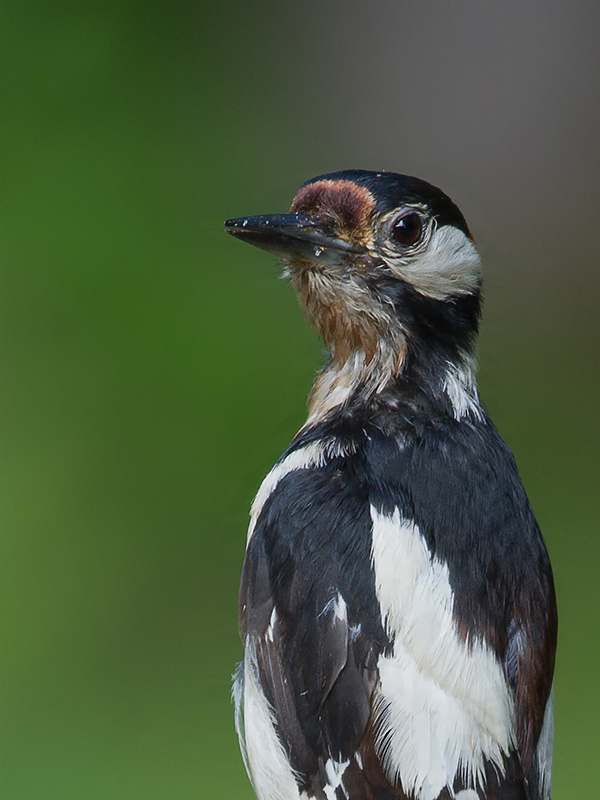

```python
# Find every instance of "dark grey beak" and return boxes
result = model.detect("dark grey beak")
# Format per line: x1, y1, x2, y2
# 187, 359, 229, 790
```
224, 213, 359, 263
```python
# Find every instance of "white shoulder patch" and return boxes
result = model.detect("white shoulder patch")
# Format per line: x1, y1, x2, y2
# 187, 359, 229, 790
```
370, 506, 515, 800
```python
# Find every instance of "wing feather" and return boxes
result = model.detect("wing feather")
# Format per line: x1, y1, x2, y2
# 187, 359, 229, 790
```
239, 464, 389, 796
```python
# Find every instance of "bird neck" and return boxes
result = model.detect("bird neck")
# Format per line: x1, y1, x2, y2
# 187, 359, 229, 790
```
306, 333, 481, 426
307, 334, 405, 423
298, 272, 482, 425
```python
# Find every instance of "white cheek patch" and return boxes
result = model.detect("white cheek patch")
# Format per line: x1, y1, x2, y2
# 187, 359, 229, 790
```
389, 225, 481, 300
370, 506, 515, 800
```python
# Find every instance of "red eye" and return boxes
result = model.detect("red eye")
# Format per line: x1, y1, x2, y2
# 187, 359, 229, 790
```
391, 212, 423, 246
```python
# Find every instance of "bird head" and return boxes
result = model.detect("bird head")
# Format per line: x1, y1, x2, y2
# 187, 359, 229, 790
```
226, 171, 482, 417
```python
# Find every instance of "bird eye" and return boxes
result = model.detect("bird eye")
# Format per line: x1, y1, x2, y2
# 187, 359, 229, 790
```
391, 212, 423, 247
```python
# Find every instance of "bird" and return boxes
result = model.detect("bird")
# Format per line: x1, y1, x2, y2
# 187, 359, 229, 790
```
224, 170, 557, 800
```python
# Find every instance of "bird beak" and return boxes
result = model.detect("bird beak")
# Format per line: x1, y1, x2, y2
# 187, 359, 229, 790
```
224, 214, 360, 264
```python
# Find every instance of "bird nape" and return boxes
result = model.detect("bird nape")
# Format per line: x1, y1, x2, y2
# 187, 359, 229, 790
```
225, 170, 557, 800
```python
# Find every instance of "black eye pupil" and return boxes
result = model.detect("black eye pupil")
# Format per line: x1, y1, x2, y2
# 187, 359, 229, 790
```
391, 212, 422, 246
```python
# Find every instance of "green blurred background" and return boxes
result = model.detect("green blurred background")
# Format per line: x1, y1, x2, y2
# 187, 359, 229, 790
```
2, 1, 598, 798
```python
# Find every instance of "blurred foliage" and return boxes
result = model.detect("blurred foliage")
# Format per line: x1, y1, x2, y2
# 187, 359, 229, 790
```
1, 2, 598, 798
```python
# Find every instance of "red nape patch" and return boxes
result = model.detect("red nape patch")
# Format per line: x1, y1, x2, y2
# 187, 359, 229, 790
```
290, 180, 376, 243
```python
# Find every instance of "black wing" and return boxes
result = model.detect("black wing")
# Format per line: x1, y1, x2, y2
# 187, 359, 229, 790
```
364, 415, 557, 800
238, 413, 557, 800
239, 462, 395, 799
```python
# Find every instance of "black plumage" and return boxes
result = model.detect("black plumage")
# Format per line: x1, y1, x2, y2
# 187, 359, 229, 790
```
226, 171, 557, 800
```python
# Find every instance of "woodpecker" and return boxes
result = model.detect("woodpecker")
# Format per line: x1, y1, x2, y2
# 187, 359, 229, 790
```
225, 170, 557, 800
